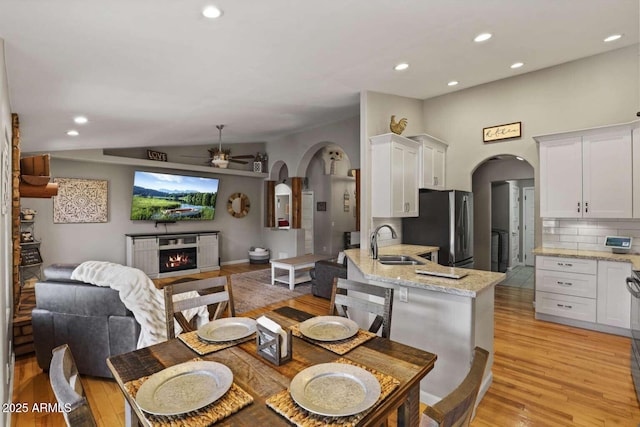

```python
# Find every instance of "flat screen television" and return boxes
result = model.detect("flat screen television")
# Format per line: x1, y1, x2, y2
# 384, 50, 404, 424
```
130, 171, 219, 221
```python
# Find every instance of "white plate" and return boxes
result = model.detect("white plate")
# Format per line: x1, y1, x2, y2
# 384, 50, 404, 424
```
197, 317, 257, 343
135, 361, 233, 416
290, 363, 381, 417
299, 316, 359, 342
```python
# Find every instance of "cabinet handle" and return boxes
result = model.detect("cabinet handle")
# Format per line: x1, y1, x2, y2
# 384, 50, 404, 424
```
557, 262, 573, 267
585, 202, 589, 213
556, 303, 573, 309
557, 281, 573, 286
577, 202, 580, 213
434, 177, 438, 185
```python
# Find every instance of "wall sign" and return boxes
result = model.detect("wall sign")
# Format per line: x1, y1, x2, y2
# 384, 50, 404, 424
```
147, 149, 168, 161
483, 122, 521, 143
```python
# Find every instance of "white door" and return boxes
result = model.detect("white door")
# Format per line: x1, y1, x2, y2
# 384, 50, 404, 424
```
523, 187, 535, 266
302, 191, 314, 254
509, 182, 520, 268
582, 128, 632, 218
539, 137, 582, 217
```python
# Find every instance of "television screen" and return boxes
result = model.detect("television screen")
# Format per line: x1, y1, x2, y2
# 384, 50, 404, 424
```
130, 171, 219, 221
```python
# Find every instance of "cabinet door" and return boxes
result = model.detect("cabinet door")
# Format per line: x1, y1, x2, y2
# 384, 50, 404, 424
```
597, 261, 631, 329
421, 143, 435, 188
198, 234, 219, 269
539, 137, 582, 217
433, 145, 445, 190
634, 127, 640, 218
132, 237, 159, 276
583, 129, 632, 218
403, 144, 419, 216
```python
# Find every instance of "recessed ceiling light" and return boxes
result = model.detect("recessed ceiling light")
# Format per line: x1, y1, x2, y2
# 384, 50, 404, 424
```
474, 33, 492, 42
516, 156, 524, 161
510, 62, 524, 69
67, 130, 79, 136
202, 5, 223, 19
73, 116, 88, 124
604, 34, 622, 42
447, 81, 459, 86
394, 63, 409, 71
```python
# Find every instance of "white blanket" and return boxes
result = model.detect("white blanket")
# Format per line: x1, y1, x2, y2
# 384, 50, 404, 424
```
71, 261, 208, 349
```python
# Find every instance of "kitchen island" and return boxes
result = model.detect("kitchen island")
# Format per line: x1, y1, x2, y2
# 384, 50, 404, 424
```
344, 244, 505, 405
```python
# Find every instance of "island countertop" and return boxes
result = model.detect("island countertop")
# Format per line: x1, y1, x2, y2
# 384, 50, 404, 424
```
344, 244, 505, 297
533, 247, 640, 269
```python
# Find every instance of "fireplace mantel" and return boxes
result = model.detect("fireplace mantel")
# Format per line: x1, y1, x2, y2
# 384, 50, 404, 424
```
125, 231, 220, 278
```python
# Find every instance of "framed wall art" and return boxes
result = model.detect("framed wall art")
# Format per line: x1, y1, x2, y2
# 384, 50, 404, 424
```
53, 178, 108, 223
483, 121, 522, 143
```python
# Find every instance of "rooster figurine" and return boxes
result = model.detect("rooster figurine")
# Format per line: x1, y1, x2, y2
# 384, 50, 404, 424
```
390, 115, 408, 135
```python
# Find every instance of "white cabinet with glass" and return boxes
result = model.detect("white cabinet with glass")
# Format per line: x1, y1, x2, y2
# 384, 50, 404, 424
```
370, 133, 419, 217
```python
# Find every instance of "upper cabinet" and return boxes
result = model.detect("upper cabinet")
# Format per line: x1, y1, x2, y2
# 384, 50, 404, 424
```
370, 133, 419, 217
409, 133, 448, 190
633, 127, 640, 218
537, 124, 634, 218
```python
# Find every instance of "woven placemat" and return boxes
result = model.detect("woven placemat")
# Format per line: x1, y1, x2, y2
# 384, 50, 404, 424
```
177, 330, 255, 355
289, 324, 376, 355
124, 371, 253, 427
266, 358, 400, 427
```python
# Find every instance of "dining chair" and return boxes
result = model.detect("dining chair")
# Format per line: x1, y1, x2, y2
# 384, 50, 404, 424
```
164, 276, 235, 339
329, 277, 394, 338
49, 344, 97, 427
420, 346, 489, 427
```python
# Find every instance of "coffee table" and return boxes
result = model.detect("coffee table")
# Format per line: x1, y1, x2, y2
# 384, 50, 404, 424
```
270, 254, 328, 290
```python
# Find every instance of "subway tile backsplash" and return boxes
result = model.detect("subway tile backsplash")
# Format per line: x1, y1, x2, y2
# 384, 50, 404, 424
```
542, 218, 640, 254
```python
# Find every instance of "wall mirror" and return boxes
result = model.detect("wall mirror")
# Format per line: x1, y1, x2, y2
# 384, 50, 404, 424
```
227, 192, 250, 218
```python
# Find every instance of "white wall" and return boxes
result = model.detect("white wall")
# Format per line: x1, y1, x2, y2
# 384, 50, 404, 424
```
0, 38, 12, 426
24, 158, 266, 266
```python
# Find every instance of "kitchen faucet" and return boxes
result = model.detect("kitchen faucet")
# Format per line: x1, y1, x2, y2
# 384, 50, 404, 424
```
370, 224, 397, 259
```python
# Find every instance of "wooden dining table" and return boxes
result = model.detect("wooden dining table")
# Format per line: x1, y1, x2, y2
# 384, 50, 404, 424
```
107, 306, 437, 427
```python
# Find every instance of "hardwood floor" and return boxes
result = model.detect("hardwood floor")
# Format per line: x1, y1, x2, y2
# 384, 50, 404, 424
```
11, 266, 640, 426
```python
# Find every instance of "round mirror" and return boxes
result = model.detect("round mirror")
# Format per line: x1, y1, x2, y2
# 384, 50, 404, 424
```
227, 192, 250, 218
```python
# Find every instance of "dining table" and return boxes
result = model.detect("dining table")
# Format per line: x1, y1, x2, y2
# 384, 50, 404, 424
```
107, 306, 437, 427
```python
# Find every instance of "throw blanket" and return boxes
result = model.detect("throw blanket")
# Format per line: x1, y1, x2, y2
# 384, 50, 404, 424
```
71, 261, 208, 349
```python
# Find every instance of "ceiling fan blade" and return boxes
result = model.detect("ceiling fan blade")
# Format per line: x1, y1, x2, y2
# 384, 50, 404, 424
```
230, 155, 257, 159
180, 155, 209, 158
229, 159, 249, 165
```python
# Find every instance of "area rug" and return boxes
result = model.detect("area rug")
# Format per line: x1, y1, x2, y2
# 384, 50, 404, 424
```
229, 269, 312, 314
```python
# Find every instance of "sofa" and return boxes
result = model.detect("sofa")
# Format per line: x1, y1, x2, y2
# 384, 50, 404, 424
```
32, 264, 141, 378
310, 258, 347, 299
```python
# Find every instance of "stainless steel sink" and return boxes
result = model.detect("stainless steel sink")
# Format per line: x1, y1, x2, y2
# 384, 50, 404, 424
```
378, 255, 425, 265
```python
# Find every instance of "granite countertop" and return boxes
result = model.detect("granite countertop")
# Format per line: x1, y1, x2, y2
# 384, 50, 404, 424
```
533, 247, 640, 269
344, 244, 505, 298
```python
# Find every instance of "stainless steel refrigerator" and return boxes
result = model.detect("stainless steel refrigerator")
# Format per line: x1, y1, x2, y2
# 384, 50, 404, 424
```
402, 190, 474, 268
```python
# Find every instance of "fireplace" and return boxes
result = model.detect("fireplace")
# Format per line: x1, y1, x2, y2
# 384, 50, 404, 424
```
159, 247, 197, 274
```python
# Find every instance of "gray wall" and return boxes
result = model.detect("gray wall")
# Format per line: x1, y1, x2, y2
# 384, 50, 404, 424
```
25, 158, 265, 266
0, 38, 12, 424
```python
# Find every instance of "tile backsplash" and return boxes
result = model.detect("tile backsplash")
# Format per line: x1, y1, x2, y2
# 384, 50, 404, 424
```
542, 219, 640, 254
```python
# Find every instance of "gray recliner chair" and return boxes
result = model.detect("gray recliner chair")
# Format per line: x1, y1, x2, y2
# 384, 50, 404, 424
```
32, 264, 141, 378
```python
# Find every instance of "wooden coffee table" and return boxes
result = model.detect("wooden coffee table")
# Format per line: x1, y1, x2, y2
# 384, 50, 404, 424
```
270, 254, 328, 290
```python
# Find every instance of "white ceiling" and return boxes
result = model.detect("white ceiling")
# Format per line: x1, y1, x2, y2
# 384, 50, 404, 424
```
0, 0, 637, 153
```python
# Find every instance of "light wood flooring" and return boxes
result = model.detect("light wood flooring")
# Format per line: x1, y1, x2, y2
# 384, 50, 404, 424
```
11, 264, 640, 426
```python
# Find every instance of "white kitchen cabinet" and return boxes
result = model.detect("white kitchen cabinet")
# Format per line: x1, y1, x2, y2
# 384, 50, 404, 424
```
370, 133, 419, 217
126, 236, 159, 277
596, 260, 631, 329
633, 126, 640, 218
537, 125, 633, 218
198, 233, 220, 271
409, 133, 447, 190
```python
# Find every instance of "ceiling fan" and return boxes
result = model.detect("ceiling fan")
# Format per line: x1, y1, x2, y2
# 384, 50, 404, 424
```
181, 124, 255, 168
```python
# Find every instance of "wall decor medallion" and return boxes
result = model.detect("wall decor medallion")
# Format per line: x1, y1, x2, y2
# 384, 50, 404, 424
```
53, 178, 108, 223
483, 122, 522, 143
227, 192, 250, 218
316, 201, 327, 212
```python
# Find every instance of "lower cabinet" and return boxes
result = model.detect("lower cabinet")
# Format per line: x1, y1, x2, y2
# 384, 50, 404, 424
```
535, 255, 631, 334
198, 233, 220, 271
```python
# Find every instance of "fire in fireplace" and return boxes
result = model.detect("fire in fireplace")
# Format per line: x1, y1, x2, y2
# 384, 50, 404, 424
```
159, 247, 197, 274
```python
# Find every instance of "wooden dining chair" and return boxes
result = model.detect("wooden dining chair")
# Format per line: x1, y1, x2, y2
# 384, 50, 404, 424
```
329, 277, 394, 338
420, 346, 489, 427
164, 276, 235, 339
49, 344, 97, 427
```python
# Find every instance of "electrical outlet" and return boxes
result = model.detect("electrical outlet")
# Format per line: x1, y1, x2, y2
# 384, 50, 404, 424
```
399, 286, 408, 302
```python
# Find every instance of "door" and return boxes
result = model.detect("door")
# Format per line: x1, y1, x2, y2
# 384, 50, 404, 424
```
302, 191, 314, 254
539, 137, 582, 217
509, 182, 520, 268
523, 187, 535, 266
582, 129, 632, 218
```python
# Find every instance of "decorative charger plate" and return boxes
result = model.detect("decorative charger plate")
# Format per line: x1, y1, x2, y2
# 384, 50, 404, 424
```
135, 361, 233, 416
299, 316, 359, 342
197, 317, 257, 343
289, 362, 381, 417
